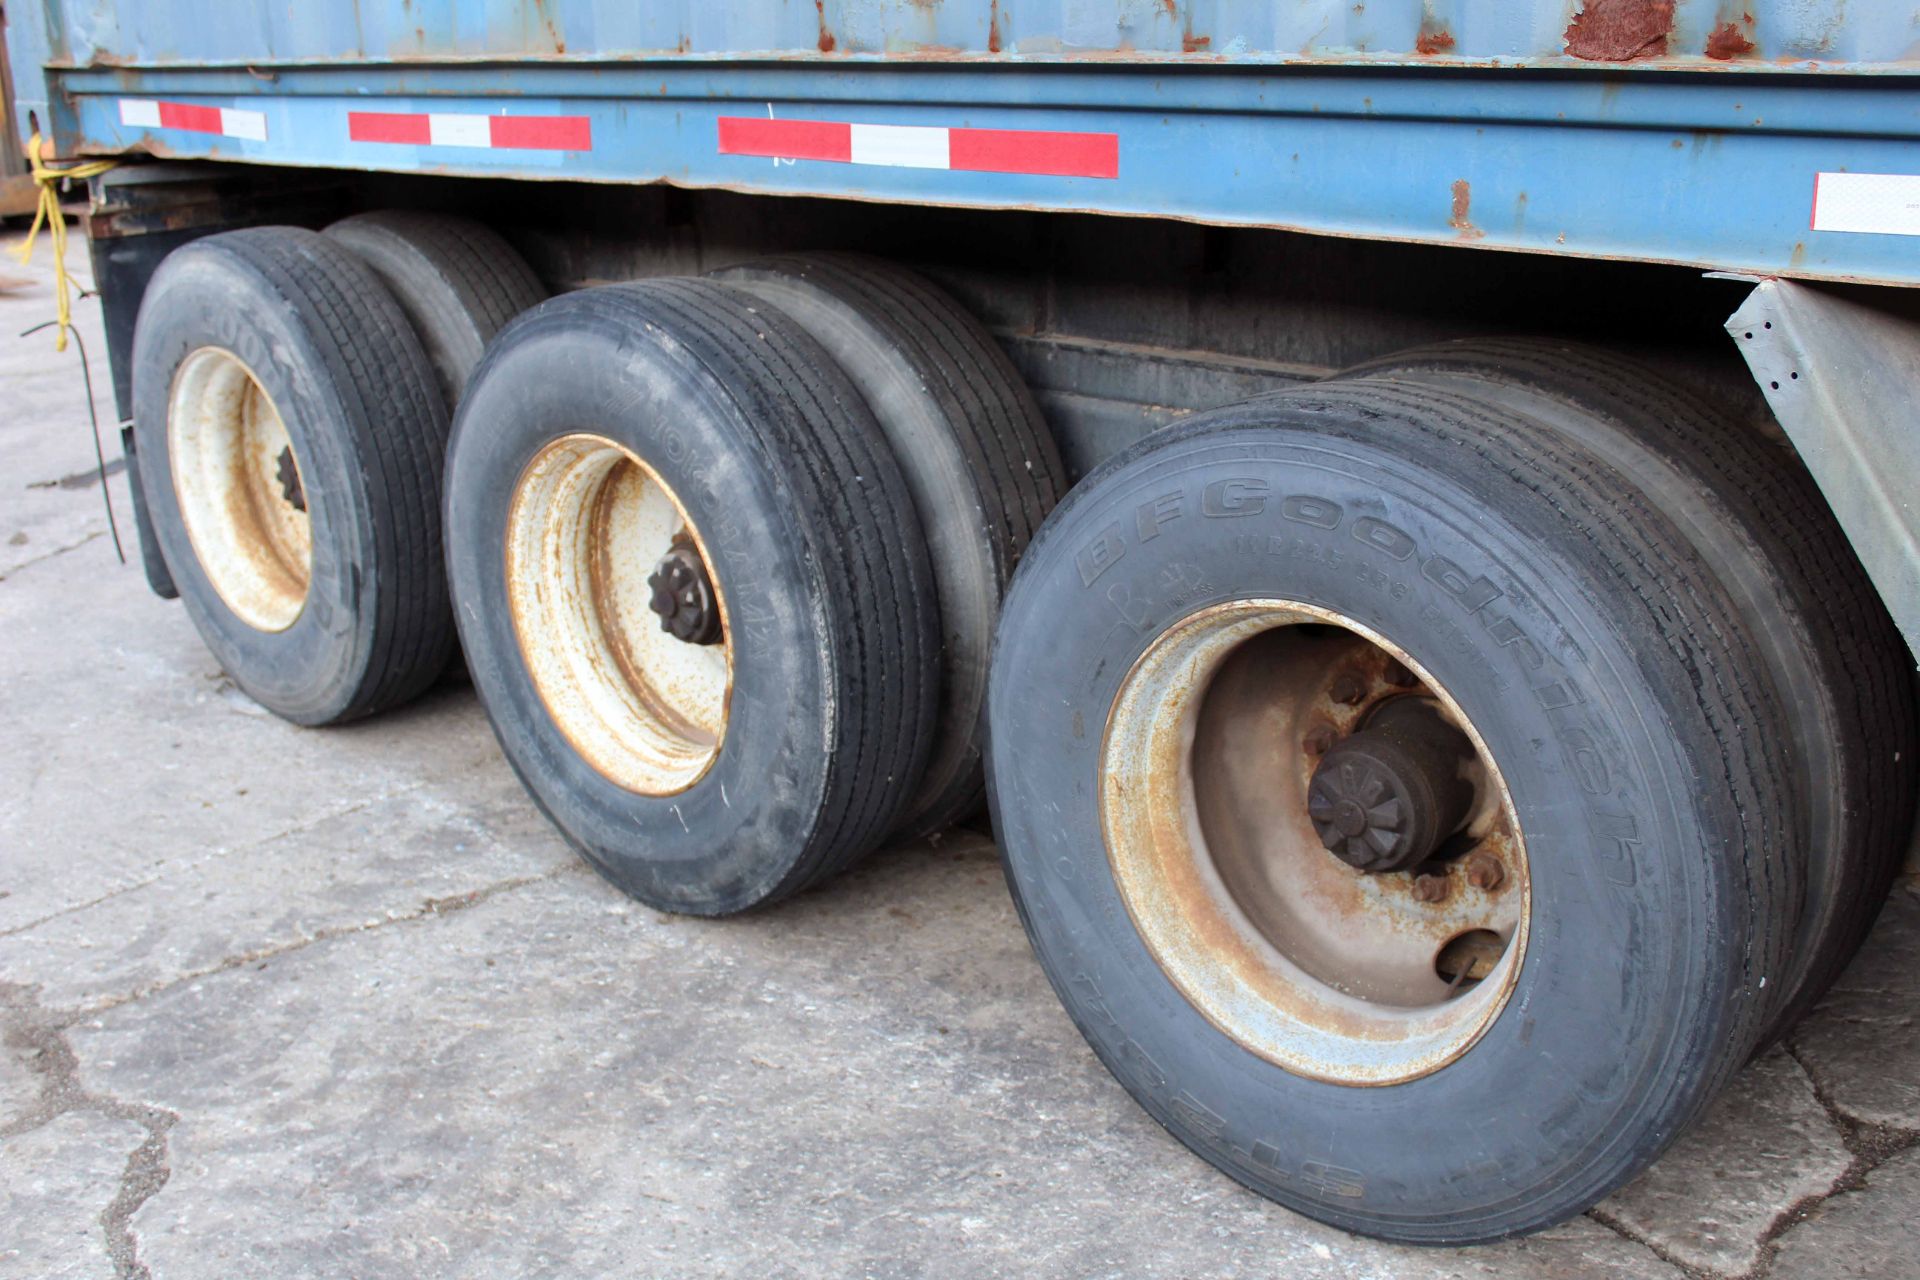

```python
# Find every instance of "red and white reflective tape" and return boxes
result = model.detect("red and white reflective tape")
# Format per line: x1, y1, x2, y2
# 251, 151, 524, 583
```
119, 98, 267, 142
347, 111, 592, 151
717, 117, 1118, 179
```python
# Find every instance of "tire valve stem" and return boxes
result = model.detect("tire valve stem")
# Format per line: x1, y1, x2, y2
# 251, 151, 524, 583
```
274, 445, 306, 513
647, 543, 723, 646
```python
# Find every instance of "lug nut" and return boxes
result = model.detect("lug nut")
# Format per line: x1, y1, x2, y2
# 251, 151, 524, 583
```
1412, 872, 1450, 903
1330, 673, 1367, 705
1303, 724, 1337, 756
1465, 851, 1505, 892
1383, 659, 1418, 688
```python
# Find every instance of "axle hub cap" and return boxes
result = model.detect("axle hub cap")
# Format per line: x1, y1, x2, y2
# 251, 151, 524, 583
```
647, 544, 722, 645
1307, 698, 1475, 873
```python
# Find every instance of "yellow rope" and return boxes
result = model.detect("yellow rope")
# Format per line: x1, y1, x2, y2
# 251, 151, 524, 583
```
13, 134, 118, 352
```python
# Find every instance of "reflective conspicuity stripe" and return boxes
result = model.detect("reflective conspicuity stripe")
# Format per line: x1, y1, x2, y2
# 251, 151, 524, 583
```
717, 117, 1119, 179
1812, 173, 1920, 237
347, 112, 593, 151
119, 99, 267, 142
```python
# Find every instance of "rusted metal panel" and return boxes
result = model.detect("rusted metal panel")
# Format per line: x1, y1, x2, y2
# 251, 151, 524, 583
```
11, 1, 1920, 71
32, 60, 1920, 287
6, 3, 1917, 285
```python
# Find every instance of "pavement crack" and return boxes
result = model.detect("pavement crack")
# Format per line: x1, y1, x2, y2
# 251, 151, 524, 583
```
74, 863, 581, 1018
0, 783, 427, 940
1583, 1205, 1713, 1278
1, 981, 177, 1280
0, 528, 107, 583
1744, 1039, 1920, 1275
0, 875, 166, 940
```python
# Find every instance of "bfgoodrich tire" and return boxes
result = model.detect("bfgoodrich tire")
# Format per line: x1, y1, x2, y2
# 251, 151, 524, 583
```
132, 227, 454, 724
712, 252, 1066, 838
1336, 338, 1920, 1048
986, 377, 1798, 1242
446, 279, 939, 915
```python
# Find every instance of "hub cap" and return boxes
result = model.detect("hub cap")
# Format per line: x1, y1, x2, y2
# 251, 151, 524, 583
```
647, 544, 723, 646
1306, 697, 1477, 873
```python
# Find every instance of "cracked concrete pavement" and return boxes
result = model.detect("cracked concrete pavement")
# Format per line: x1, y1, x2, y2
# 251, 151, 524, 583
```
3, 228, 1919, 1278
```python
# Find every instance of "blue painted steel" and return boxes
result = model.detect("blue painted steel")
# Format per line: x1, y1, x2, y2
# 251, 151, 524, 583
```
7, 3, 1919, 285
13, 1, 1920, 70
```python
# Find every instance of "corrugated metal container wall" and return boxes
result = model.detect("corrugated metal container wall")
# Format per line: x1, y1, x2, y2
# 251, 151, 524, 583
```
18, 0, 1920, 69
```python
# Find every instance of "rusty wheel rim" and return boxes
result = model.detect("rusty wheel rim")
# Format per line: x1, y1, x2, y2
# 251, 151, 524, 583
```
506, 434, 731, 796
1101, 600, 1530, 1086
167, 347, 312, 632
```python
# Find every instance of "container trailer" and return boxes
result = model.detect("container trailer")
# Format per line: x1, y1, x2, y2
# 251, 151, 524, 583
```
8, 0, 1919, 1243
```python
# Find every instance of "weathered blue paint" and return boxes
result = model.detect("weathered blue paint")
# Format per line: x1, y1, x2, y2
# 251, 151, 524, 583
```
14, 0, 1920, 70
8, 3, 1919, 285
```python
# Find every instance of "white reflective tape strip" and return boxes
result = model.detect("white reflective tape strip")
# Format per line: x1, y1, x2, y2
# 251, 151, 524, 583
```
848, 124, 950, 170
118, 99, 162, 128
427, 114, 493, 148
219, 107, 268, 142
1812, 172, 1920, 237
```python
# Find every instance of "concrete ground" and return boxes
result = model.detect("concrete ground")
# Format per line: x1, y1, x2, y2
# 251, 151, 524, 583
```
3, 227, 1918, 1280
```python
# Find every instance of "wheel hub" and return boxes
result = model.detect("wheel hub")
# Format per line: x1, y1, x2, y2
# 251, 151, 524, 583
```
166, 346, 312, 633
647, 544, 722, 645
275, 445, 306, 513
1099, 602, 1529, 1086
505, 434, 731, 796
1306, 697, 1475, 873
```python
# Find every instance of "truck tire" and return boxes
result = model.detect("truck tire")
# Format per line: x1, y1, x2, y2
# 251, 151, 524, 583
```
445, 279, 940, 914
1335, 339, 1920, 1046
712, 252, 1066, 838
131, 226, 454, 724
985, 377, 1800, 1242
324, 210, 547, 407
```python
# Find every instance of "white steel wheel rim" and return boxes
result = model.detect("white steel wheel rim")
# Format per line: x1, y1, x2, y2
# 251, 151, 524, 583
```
167, 347, 312, 632
1100, 600, 1530, 1087
506, 434, 731, 796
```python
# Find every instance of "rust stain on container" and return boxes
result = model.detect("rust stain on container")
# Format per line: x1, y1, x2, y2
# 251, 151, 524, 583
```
1182, 31, 1212, 52
1449, 180, 1484, 240
530, 0, 565, 54
815, 0, 837, 53
988, 0, 1002, 53
1563, 0, 1674, 62
1415, 27, 1455, 54
1704, 20, 1755, 60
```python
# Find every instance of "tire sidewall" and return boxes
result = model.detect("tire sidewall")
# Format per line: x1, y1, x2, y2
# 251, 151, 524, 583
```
988, 422, 1736, 1238
132, 244, 380, 725
446, 310, 836, 914
717, 265, 1002, 831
